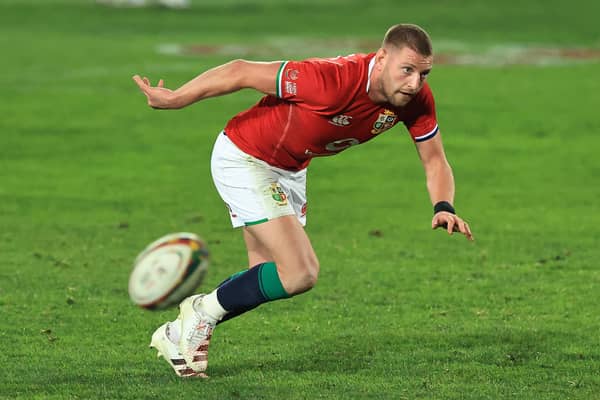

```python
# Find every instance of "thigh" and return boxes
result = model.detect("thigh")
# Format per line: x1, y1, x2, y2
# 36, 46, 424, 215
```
243, 229, 273, 267
243, 215, 318, 293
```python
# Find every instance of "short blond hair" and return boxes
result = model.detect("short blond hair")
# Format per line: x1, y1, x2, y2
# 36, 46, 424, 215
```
382, 24, 433, 56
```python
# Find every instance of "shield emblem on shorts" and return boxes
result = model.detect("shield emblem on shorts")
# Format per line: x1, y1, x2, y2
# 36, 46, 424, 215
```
270, 183, 288, 206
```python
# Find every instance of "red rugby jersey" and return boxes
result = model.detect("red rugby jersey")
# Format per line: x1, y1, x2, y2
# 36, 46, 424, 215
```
224, 53, 439, 171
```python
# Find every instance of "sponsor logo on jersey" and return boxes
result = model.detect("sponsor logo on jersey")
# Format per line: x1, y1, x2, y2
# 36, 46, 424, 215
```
285, 81, 297, 95
286, 69, 299, 80
371, 109, 397, 135
304, 138, 360, 157
329, 114, 353, 127
269, 183, 288, 206
325, 138, 360, 152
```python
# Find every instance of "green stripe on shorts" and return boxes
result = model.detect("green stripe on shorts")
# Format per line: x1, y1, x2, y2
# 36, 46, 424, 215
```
245, 218, 269, 226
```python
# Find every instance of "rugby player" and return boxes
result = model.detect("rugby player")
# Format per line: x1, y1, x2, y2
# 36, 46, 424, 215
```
134, 24, 473, 377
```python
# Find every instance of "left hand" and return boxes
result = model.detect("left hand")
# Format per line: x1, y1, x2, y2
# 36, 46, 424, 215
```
432, 212, 473, 241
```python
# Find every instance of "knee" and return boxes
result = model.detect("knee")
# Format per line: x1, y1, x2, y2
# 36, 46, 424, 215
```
281, 255, 320, 295
300, 255, 320, 291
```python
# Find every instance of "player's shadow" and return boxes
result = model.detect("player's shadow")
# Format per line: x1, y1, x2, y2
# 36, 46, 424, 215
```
209, 327, 595, 377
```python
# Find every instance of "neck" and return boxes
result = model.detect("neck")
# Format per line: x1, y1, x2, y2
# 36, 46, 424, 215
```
367, 72, 386, 104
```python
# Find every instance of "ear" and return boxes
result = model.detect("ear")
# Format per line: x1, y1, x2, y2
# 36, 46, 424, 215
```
375, 47, 387, 71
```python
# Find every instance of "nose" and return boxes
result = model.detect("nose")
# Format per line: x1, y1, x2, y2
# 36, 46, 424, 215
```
407, 72, 420, 90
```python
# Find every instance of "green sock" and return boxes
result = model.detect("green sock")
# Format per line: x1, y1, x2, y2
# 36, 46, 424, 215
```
216, 262, 289, 324
258, 261, 289, 300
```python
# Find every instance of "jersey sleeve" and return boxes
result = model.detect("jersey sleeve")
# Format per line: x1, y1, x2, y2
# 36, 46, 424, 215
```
276, 58, 349, 114
403, 83, 439, 142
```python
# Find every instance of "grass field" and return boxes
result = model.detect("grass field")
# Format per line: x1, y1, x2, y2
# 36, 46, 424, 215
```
2, 0, 600, 399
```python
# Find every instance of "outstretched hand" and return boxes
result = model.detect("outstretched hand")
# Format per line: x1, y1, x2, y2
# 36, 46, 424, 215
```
432, 211, 473, 241
132, 75, 176, 109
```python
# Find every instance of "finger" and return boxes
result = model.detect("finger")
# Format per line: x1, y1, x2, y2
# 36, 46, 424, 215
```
143, 77, 150, 86
132, 76, 152, 101
446, 218, 455, 235
132, 75, 147, 88
464, 222, 474, 241
456, 219, 466, 233
456, 218, 473, 240
158, 79, 164, 88
432, 216, 448, 230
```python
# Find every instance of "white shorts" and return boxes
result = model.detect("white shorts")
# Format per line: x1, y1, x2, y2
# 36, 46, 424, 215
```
211, 132, 307, 228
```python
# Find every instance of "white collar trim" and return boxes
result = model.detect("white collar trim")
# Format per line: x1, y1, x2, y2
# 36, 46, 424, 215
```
366, 56, 375, 94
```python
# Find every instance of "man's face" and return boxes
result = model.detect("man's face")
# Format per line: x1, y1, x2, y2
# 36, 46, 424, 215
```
375, 46, 433, 107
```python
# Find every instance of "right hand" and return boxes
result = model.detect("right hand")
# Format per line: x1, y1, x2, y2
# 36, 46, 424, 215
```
432, 211, 474, 241
132, 75, 177, 109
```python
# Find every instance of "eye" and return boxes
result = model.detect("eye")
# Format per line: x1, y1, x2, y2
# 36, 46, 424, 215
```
402, 66, 413, 74
420, 70, 431, 80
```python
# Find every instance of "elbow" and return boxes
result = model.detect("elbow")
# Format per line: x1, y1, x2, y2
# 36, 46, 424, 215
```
228, 59, 250, 88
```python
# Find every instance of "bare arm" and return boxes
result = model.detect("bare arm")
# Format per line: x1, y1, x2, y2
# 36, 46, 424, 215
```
416, 133, 473, 240
132, 59, 282, 109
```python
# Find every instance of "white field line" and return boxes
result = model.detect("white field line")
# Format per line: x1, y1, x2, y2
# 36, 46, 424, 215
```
156, 40, 600, 67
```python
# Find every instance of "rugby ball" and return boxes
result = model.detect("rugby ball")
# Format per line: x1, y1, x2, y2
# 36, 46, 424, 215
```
128, 232, 209, 310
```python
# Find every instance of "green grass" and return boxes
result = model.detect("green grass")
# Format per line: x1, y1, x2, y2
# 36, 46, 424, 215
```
1, 0, 600, 399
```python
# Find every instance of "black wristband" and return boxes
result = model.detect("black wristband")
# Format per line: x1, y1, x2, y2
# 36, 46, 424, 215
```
434, 201, 455, 215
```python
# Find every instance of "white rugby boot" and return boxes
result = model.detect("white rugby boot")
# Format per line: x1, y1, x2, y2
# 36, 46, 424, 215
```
177, 294, 217, 372
149, 321, 207, 378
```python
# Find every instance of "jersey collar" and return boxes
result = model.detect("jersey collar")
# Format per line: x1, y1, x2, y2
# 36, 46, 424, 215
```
366, 55, 375, 94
